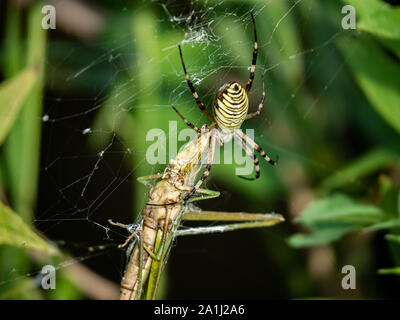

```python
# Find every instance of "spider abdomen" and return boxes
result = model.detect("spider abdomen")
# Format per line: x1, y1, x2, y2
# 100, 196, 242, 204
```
214, 82, 248, 130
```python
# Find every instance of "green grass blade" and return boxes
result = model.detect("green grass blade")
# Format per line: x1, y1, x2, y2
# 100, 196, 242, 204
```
0, 2, 48, 287
365, 219, 400, 232
337, 36, 400, 134
3, 4, 22, 77
343, 0, 400, 40
0, 66, 39, 146
385, 234, 400, 243
320, 148, 399, 193
145, 230, 163, 300
4, 3, 47, 221
378, 267, 400, 275
0, 201, 58, 255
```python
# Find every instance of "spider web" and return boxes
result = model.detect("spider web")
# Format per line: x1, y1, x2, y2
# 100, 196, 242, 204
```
2, 0, 356, 298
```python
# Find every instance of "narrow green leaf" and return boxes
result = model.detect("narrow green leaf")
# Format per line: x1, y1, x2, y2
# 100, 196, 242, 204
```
288, 224, 357, 248
0, 279, 42, 300
48, 272, 82, 300
0, 201, 58, 255
378, 175, 400, 219
343, 0, 400, 39
341, 0, 387, 16
385, 234, 400, 243
296, 194, 386, 226
131, 9, 164, 213
336, 36, 400, 134
288, 194, 387, 248
378, 267, 400, 275
320, 149, 399, 193
365, 219, 400, 232
379, 38, 400, 59
4, 2, 47, 221
261, 2, 304, 87
0, 66, 39, 145
3, 4, 23, 77
359, 8, 400, 40
146, 230, 163, 300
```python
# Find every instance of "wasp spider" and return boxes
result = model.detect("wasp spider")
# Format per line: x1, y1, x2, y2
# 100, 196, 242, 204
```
173, 12, 278, 201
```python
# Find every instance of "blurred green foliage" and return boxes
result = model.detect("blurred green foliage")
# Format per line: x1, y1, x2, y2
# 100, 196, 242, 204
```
0, 0, 399, 299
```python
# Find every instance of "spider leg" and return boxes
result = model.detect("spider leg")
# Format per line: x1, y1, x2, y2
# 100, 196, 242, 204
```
245, 12, 258, 93
246, 75, 265, 120
172, 105, 201, 133
235, 129, 278, 166
183, 133, 217, 201
233, 134, 260, 180
178, 45, 214, 122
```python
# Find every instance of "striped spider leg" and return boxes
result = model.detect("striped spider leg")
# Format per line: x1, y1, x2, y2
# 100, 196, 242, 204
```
178, 12, 258, 119
175, 12, 277, 202
178, 45, 214, 122
246, 11, 258, 93
173, 75, 277, 200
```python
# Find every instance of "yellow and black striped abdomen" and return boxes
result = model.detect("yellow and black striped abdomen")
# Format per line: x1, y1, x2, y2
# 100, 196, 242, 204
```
213, 82, 248, 130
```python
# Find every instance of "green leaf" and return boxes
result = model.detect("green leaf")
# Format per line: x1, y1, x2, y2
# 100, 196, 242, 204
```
3, 4, 23, 77
4, 2, 47, 221
288, 194, 388, 247
263, 1, 304, 87
320, 149, 399, 193
0, 66, 38, 146
379, 38, 400, 59
288, 224, 358, 248
337, 35, 400, 134
377, 175, 400, 219
0, 279, 42, 299
378, 267, 400, 275
0, 201, 58, 255
296, 194, 386, 226
359, 8, 400, 40
342, 0, 388, 15
48, 271, 82, 300
365, 219, 400, 232
344, 0, 400, 40
385, 234, 400, 244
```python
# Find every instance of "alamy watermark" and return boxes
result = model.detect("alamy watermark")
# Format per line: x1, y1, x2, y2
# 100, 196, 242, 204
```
341, 265, 356, 290
41, 264, 56, 290
341, 5, 356, 30
41, 5, 56, 30
146, 121, 256, 176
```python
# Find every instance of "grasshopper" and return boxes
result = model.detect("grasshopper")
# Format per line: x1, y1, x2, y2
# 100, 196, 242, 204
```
109, 127, 283, 300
